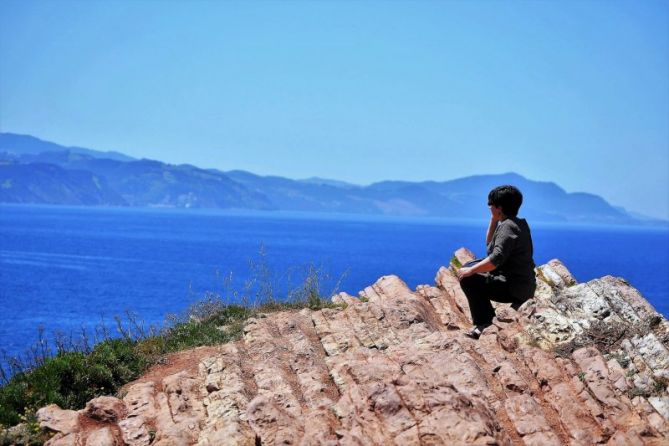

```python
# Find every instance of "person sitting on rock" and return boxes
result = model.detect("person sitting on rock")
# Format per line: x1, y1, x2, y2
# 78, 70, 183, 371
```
456, 185, 536, 339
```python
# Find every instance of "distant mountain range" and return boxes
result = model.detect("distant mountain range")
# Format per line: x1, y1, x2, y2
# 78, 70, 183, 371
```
0, 132, 134, 162
0, 132, 664, 225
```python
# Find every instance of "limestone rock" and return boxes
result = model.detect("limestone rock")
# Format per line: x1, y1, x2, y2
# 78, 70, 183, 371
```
85, 427, 117, 446
118, 415, 151, 446
28, 248, 669, 445
36, 404, 79, 434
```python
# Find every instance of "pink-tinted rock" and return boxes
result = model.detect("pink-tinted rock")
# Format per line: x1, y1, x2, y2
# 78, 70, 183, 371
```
84, 427, 116, 446
45, 433, 78, 446
27, 249, 669, 445
36, 404, 79, 434
435, 266, 472, 322
504, 395, 561, 445
606, 430, 645, 446
495, 361, 528, 394
453, 247, 476, 266
544, 382, 604, 444
118, 415, 152, 446
85, 395, 127, 422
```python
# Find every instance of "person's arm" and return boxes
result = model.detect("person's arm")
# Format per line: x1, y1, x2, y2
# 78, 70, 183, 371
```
457, 257, 497, 280
458, 223, 519, 281
486, 216, 499, 245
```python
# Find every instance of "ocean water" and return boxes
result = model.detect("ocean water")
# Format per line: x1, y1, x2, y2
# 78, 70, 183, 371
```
1, 204, 668, 363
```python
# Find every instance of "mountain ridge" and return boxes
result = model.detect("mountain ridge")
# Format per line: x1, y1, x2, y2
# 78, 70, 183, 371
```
1, 132, 665, 225
0, 132, 134, 162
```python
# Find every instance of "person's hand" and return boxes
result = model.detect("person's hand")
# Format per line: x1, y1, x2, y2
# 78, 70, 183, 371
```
457, 266, 474, 281
489, 205, 503, 223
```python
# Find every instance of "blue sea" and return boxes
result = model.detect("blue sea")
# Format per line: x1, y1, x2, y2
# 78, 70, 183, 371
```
1, 204, 668, 364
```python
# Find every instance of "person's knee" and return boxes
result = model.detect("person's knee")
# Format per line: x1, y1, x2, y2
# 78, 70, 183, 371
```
459, 275, 477, 293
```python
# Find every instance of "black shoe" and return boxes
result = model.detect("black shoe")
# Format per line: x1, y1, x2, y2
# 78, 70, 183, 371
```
510, 298, 529, 311
464, 325, 486, 339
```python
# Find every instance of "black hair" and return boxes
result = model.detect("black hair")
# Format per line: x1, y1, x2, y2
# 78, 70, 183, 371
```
488, 185, 523, 217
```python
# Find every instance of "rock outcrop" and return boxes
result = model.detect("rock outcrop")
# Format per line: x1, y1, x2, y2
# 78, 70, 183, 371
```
35, 248, 669, 445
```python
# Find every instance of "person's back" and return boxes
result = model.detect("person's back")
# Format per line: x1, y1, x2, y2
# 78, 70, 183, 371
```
487, 216, 535, 301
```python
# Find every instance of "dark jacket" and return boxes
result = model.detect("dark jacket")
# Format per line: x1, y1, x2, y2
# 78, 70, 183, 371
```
487, 217, 536, 300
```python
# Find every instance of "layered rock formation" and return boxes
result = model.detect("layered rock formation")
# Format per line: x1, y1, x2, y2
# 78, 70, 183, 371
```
35, 249, 669, 445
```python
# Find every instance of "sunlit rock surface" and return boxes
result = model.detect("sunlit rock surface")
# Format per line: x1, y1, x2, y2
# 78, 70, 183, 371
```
36, 248, 669, 445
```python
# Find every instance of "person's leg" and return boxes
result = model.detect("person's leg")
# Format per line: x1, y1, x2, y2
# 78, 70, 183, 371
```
487, 276, 521, 307
460, 274, 496, 327
460, 274, 512, 327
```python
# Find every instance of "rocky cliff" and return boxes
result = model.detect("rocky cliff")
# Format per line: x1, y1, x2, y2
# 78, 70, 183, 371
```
34, 249, 669, 445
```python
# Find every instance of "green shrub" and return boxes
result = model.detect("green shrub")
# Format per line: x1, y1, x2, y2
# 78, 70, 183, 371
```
159, 305, 252, 352
0, 339, 145, 426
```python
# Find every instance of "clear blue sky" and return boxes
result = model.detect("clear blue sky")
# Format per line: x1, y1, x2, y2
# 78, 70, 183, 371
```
1, 0, 667, 219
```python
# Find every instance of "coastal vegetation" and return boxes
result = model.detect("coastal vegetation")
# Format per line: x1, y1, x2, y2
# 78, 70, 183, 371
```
0, 257, 343, 444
